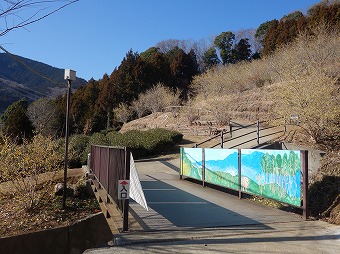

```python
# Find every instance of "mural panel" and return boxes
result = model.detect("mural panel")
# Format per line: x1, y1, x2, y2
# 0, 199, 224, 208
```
181, 148, 203, 181
204, 149, 239, 190
241, 149, 301, 206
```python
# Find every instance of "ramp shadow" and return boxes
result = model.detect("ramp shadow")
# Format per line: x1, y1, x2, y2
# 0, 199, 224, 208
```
137, 179, 272, 230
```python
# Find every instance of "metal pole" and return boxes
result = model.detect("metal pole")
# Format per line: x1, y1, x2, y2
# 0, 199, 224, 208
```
180, 147, 183, 179
220, 130, 224, 148
256, 120, 260, 145
301, 150, 309, 220
62, 79, 71, 209
202, 148, 205, 187
123, 148, 131, 232
238, 149, 242, 199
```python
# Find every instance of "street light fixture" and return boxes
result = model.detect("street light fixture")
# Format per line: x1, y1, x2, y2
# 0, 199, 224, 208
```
63, 69, 76, 209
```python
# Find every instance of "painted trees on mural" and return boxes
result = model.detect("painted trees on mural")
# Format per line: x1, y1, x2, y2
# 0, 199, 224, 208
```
260, 151, 300, 194
242, 150, 301, 206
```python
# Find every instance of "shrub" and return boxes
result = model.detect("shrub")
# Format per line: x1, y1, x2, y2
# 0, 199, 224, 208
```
82, 132, 110, 164
107, 128, 183, 159
68, 134, 90, 168
108, 130, 149, 158
0, 134, 62, 212
63, 128, 184, 165
309, 175, 340, 218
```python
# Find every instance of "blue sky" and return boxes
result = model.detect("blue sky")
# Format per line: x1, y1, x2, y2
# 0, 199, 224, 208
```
2, 0, 320, 81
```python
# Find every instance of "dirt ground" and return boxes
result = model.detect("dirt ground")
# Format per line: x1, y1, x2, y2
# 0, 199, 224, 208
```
0, 168, 100, 238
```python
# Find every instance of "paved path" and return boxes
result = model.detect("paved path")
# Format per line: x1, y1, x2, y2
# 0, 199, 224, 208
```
85, 158, 340, 253
130, 158, 302, 231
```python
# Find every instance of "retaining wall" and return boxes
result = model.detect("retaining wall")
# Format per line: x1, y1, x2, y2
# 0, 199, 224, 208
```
0, 212, 112, 254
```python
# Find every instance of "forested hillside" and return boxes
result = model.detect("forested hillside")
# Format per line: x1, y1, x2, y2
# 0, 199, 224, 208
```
0, 53, 87, 113
1, 0, 338, 145
64, 1, 339, 139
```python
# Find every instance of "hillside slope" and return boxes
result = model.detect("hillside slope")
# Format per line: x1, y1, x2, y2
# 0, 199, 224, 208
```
0, 53, 87, 113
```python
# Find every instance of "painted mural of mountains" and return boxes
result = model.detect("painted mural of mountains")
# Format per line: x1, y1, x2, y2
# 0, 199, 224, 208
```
0, 53, 87, 114
204, 150, 264, 173
239, 150, 263, 173
205, 151, 238, 172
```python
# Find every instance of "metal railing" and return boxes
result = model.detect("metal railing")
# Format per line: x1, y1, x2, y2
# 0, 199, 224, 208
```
194, 119, 286, 149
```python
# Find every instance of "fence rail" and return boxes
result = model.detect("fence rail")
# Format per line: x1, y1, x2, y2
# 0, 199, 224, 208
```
195, 119, 286, 149
90, 145, 130, 231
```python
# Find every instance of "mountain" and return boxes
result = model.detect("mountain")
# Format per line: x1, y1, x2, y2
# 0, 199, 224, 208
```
0, 53, 87, 113
205, 151, 239, 172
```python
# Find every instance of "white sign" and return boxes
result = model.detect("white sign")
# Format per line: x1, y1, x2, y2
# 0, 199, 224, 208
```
129, 154, 148, 210
118, 180, 130, 200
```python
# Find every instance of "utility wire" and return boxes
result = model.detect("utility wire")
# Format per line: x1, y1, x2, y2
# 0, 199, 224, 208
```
0, 45, 61, 86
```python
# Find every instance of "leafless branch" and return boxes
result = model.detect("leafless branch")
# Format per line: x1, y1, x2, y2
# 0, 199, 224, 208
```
0, 0, 79, 37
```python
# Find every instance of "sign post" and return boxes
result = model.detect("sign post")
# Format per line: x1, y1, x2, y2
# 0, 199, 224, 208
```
122, 148, 131, 232
118, 180, 130, 200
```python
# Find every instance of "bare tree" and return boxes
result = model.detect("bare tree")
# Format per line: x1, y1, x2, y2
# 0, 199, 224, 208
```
113, 103, 132, 124
27, 98, 58, 136
0, 0, 79, 38
131, 98, 149, 118
155, 37, 213, 71
131, 83, 181, 116
270, 27, 340, 148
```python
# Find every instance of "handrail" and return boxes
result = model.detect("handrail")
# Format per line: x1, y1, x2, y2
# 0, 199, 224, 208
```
194, 118, 286, 149
195, 132, 221, 146
229, 138, 258, 149
260, 130, 284, 139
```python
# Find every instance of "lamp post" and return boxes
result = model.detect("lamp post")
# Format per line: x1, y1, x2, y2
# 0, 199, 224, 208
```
63, 69, 76, 209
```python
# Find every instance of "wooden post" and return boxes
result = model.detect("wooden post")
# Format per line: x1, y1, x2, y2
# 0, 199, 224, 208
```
122, 148, 130, 232
301, 150, 309, 220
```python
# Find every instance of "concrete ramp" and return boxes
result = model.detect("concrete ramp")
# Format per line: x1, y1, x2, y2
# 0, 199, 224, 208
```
129, 159, 302, 231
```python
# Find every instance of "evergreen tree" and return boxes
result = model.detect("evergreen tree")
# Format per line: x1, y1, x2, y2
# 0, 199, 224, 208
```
1, 99, 34, 143
232, 38, 252, 63
307, 1, 340, 30
70, 78, 101, 134
214, 31, 235, 64
202, 46, 221, 69
262, 19, 279, 56
167, 47, 199, 99
255, 20, 277, 53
